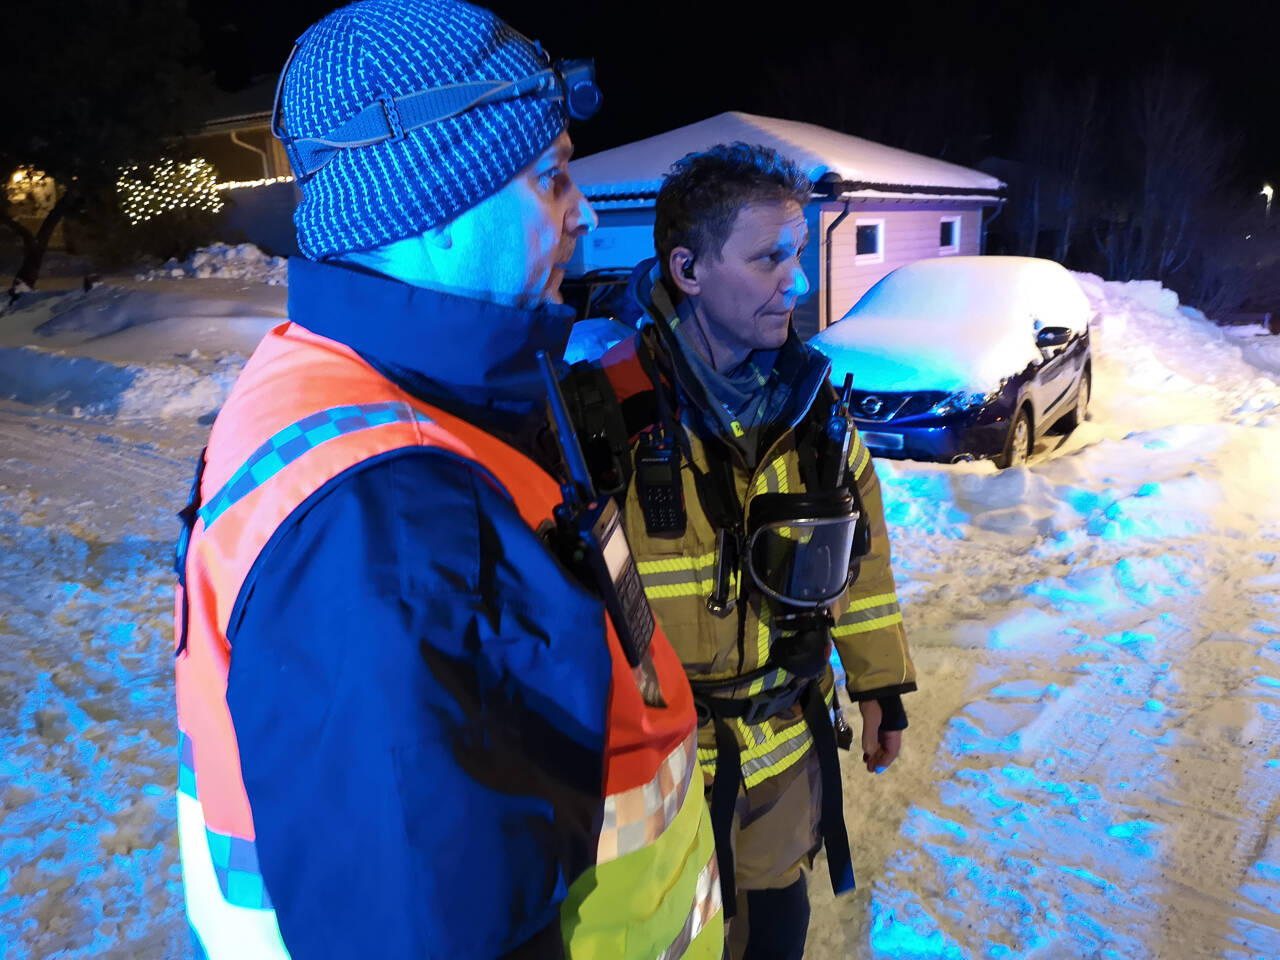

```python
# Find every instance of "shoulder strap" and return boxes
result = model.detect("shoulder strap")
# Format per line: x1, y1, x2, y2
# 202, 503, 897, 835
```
561, 358, 635, 497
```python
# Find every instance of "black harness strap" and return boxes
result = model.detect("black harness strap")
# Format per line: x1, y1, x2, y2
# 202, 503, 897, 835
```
802, 681, 857, 896
709, 717, 742, 919
173, 448, 207, 658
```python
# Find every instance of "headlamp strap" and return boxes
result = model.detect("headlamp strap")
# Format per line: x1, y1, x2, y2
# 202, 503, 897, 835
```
283, 71, 559, 180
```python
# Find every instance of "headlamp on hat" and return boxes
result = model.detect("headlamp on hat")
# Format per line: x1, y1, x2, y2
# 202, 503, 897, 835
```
271, 37, 601, 184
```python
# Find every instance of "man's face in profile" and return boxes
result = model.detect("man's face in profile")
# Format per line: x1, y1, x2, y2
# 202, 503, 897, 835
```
693, 200, 810, 355
450, 131, 598, 310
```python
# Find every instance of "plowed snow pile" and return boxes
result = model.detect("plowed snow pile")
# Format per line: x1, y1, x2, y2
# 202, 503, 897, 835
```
0, 269, 1277, 958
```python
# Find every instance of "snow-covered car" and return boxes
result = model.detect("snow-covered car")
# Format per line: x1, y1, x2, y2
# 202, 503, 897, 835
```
810, 256, 1092, 467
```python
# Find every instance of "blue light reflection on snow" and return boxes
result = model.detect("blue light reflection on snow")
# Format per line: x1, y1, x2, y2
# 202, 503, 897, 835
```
870, 897, 966, 960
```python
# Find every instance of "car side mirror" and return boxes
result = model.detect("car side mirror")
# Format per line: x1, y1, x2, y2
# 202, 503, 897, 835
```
1036, 326, 1071, 348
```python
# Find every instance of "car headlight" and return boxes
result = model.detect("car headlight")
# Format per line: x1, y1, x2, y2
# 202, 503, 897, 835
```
929, 391, 990, 417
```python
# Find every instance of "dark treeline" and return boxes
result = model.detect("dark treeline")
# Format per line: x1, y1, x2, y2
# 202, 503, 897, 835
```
751, 45, 1278, 320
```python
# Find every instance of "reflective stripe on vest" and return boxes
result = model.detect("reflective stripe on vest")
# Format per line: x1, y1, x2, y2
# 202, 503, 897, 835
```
175, 322, 719, 959
656, 850, 722, 960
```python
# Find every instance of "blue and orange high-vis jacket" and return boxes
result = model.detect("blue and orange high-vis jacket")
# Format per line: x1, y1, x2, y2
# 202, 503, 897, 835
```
172, 259, 722, 959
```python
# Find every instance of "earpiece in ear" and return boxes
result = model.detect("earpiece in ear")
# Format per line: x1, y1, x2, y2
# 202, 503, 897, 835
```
681, 259, 696, 281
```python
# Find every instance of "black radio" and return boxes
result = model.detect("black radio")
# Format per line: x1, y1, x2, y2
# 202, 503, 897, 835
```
634, 431, 686, 536
538, 352, 664, 706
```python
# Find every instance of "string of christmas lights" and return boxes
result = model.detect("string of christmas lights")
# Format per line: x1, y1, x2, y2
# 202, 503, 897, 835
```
116, 158, 223, 226
213, 175, 295, 191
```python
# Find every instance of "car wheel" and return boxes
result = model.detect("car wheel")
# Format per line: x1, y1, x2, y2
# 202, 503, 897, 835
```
998, 407, 1032, 468
1059, 369, 1091, 434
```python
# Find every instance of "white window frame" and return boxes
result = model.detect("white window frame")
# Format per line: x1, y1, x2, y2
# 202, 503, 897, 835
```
939, 215, 961, 254
854, 218, 885, 264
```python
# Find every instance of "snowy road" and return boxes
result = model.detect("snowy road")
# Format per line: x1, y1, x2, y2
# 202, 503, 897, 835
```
0, 406, 195, 959
812, 430, 1280, 958
1, 265, 1278, 958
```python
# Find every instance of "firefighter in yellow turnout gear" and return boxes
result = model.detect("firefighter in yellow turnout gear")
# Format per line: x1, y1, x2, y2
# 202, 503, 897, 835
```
570, 144, 916, 960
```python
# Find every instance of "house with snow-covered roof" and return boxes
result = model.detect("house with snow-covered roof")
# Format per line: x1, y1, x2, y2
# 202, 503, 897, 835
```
182, 78, 302, 255
568, 111, 1006, 339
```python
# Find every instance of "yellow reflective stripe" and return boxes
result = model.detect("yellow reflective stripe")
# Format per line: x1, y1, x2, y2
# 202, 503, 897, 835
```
754, 604, 771, 674
644, 582, 713, 600
636, 551, 717, 576
833, 592, 903, 637
741, 721, 812, 788
697, 747, 717, 777
851, 442, 871, 481
842, 592, 899, 614
655, 848, 722, 960
638, 551, 718, 599
833, 611, 904, 636
845, 430, 864, 470
736, 717, 767, 748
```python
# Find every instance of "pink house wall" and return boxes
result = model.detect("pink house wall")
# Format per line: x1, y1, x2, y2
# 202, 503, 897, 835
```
818, 202, 986, 329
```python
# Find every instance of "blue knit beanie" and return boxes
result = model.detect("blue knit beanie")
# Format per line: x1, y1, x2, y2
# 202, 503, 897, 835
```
278, 0, 567, 260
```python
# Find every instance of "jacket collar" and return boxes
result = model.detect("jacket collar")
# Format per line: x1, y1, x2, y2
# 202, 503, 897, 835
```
287, 258, 576, 408
631, 259, 832, 460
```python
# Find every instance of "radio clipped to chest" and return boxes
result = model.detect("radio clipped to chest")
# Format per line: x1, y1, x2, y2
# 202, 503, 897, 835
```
633, 429, 686, 536
538, 352, 663, 706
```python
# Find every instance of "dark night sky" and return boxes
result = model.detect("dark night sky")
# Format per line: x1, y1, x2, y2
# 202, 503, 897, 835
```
194, 0, 1276, 188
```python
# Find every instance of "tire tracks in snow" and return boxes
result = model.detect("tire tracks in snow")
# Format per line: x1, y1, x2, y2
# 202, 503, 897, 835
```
845, 494, 1280, 958
0, 404, 198, 959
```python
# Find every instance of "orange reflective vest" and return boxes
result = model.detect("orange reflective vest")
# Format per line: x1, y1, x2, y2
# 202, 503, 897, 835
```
173, 321, 721, 959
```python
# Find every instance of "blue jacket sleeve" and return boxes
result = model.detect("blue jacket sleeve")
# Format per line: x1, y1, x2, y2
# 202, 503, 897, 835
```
226, 449, 613, 959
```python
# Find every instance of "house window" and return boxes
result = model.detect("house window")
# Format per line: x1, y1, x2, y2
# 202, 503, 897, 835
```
854, 219, 884, 264
939, 216, 961, 254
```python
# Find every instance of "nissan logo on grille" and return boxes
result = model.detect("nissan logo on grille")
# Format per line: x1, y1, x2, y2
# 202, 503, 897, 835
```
861, 396, 884, 416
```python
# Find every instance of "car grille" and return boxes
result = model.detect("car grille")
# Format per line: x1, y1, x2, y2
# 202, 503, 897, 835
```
849, 390, 948, 422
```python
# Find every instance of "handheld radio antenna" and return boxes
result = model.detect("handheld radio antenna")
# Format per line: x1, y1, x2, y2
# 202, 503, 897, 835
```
537, 350, 596, 503
828, 372, 856, 489
838, 372, 854, 416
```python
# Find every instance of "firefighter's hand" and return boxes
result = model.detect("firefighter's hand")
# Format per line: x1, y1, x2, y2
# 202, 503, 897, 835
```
857, 698, 902, 774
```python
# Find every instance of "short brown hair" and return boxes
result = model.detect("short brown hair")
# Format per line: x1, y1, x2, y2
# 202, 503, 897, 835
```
654, 142, 811, 285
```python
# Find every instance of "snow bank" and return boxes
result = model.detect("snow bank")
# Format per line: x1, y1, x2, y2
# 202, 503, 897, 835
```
137, 242, 287, 285
0, 281, 284, 422
1077, 273, 1280, 429
0, 346, 243, 420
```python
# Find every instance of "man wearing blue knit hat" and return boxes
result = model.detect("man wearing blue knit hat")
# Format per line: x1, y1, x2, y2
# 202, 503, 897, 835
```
170, 2, 723, 958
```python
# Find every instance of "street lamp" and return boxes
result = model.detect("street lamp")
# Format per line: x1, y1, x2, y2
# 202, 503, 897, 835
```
1263, 184, 1273, 218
